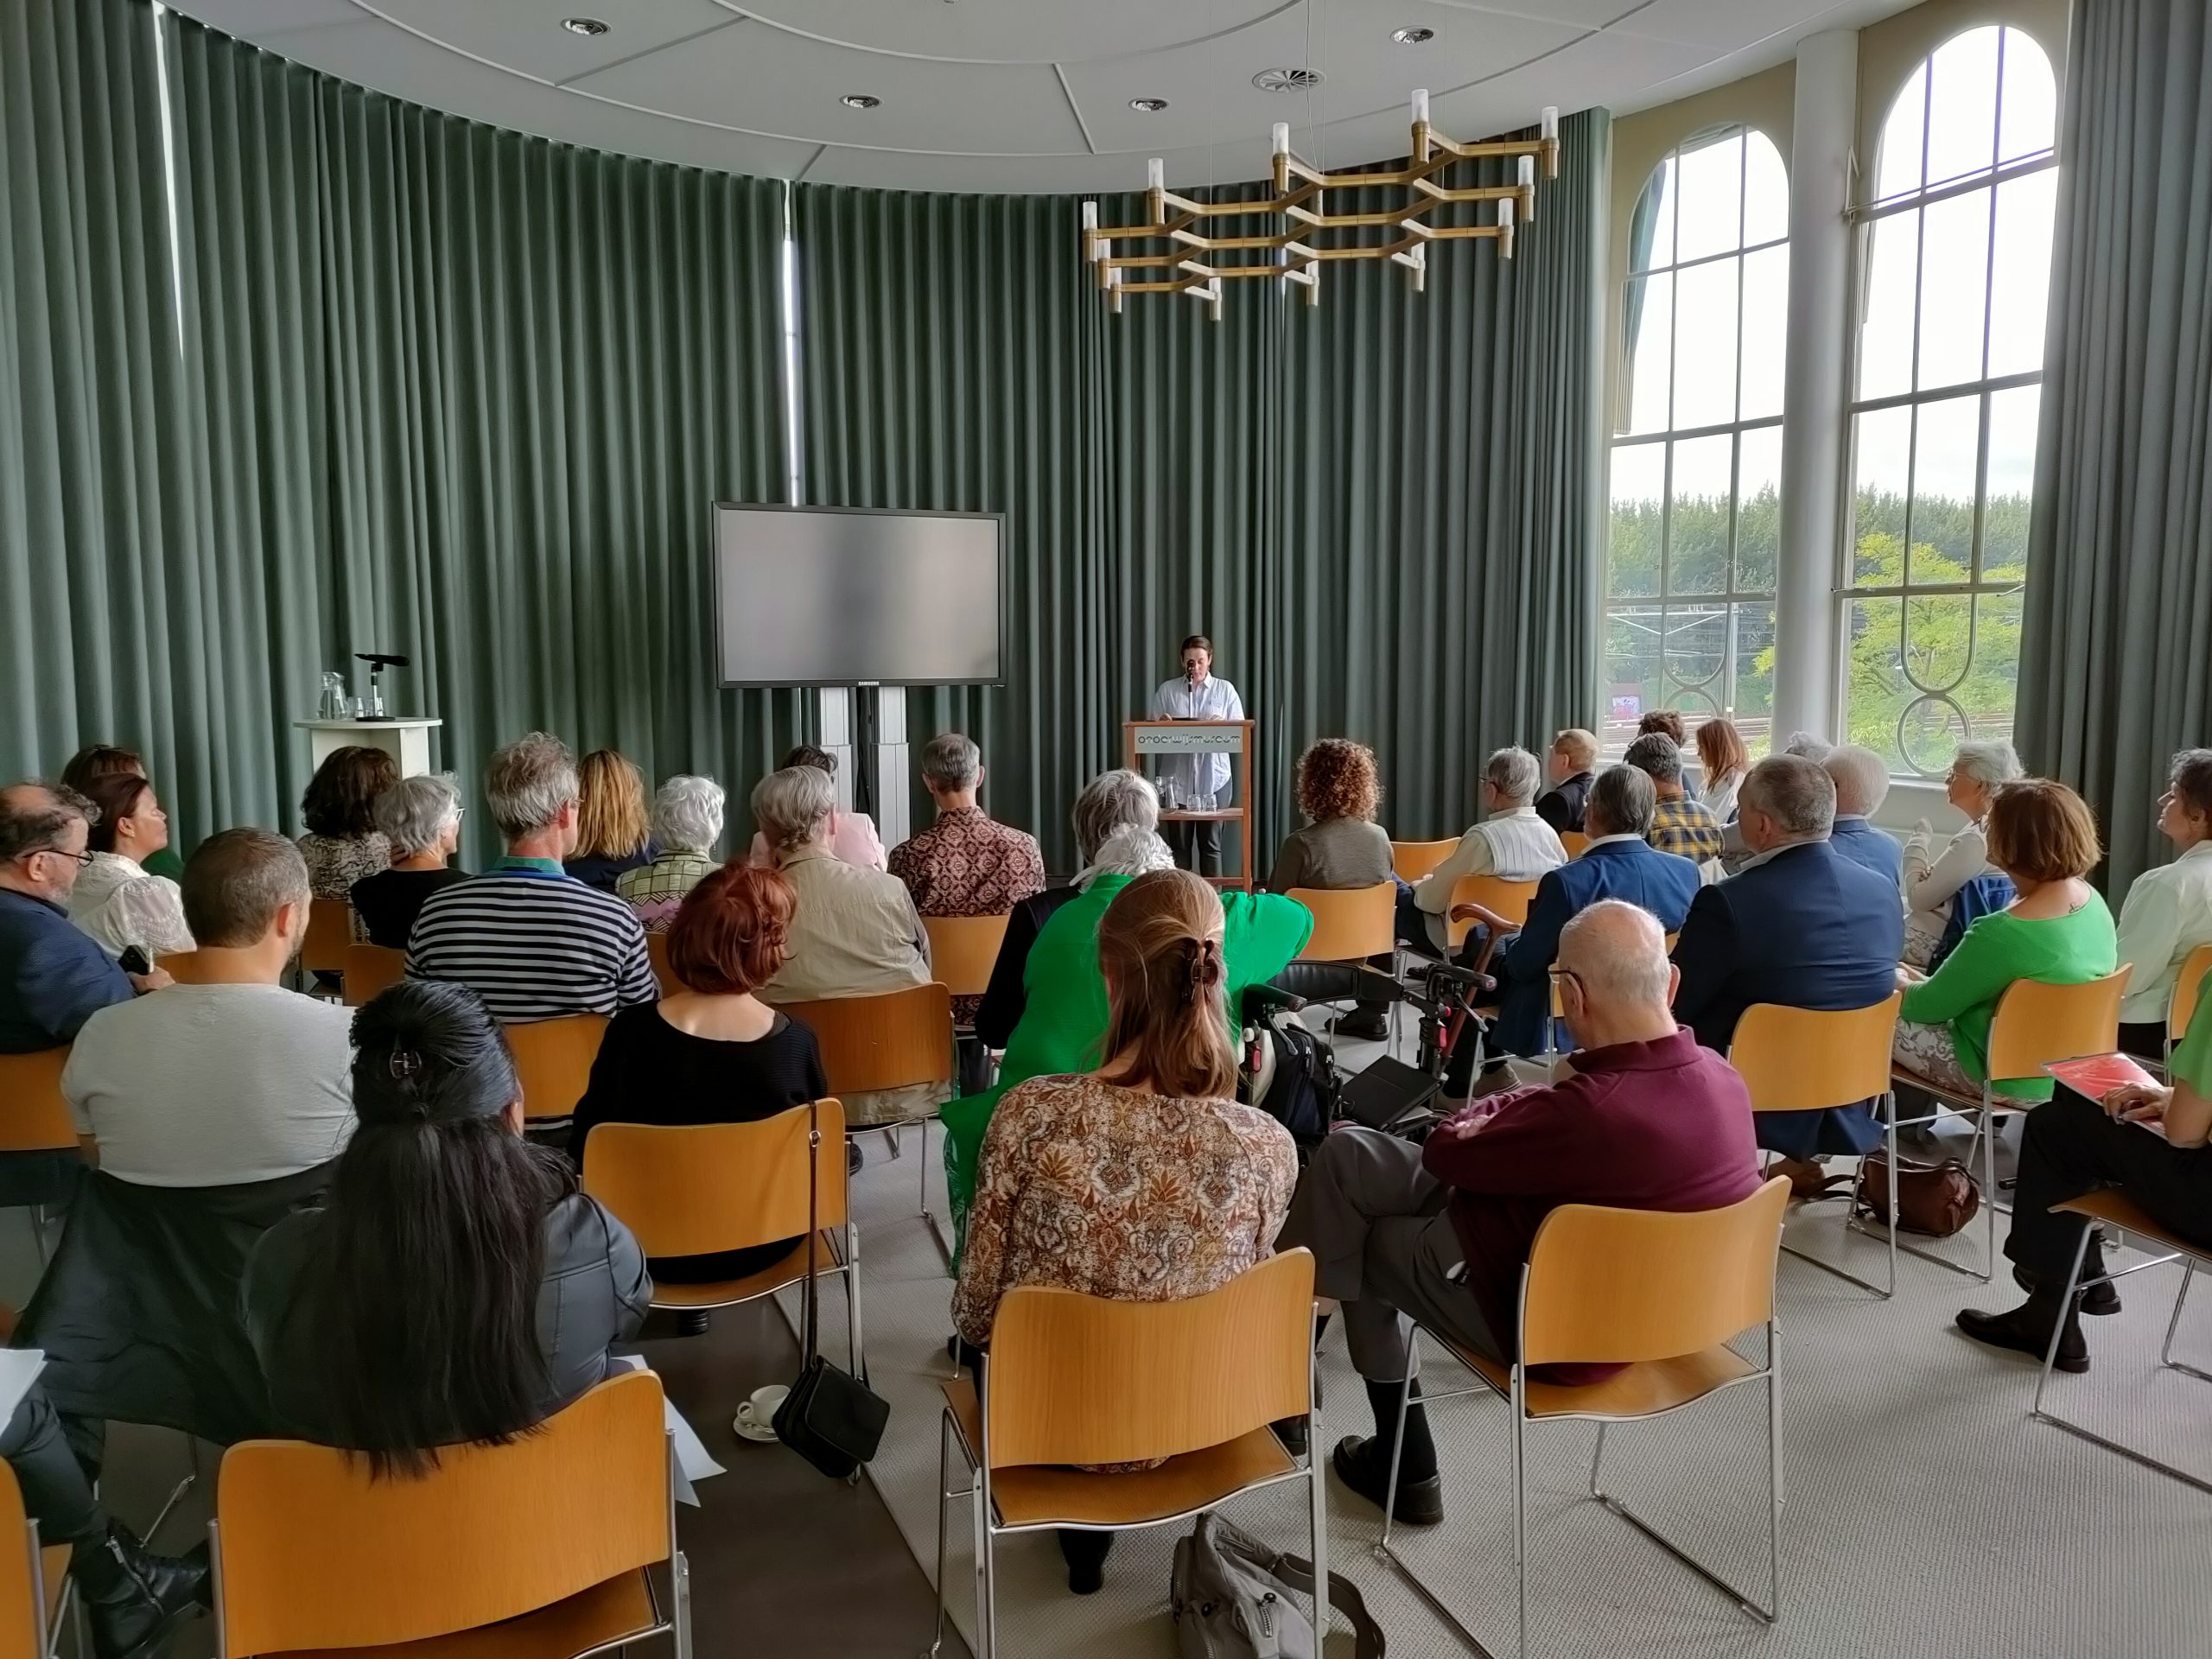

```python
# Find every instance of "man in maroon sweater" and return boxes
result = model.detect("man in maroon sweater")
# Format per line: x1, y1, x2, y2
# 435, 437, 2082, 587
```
1281, 899, 1760, 1524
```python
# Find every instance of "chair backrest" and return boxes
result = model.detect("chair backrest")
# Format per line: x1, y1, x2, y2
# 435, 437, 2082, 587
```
2171, 944, 2212, 1043
984, 1249, 1314, 1471
301, 899, 352, 977
1287, 883, 1396, 963
340, 944, 405, 1008
1447, 874, 1540, 946
1389, 839, 1457, 884
1520, 1177, 1791, 1368
920, 913, 1012, 1000
779, 984, 954, 1095
1729, 994, 1903, 1113
503, 1014, 611, 1120
0, 1459, 48, 1659
582, 1100, 849, 1258
1984, 967, 2133, 1082
213, 1370, 670, 1659
1560, 831, 1590, 858
645, 932, 677, 995
0, 1048, 79, 1154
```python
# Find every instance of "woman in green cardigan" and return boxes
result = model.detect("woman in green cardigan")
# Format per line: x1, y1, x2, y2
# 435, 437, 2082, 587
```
941, 771, 1313, 1256
1893, 779, 2118, 1100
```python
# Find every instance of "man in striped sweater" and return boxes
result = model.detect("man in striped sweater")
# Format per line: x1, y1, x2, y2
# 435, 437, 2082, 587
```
406, 733, 657, 1021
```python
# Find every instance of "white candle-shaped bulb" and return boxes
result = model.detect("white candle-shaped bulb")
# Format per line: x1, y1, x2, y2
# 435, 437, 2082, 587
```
1147, 158, 1165, 193
1104, 265, 1122, 289
1518, 156, 1535, 189
1081, 200, 1097, 230
1540, 106, 1559, 141
1411, 88, 1430, 127
1272, 121, 1290, 157
1498, 198, 1516, 232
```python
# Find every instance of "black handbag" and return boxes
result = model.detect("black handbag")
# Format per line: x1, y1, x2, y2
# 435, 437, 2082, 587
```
772, 1100, 890, 1480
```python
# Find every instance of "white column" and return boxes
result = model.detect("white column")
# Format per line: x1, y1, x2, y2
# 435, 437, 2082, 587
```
1772, 29, 1858, 745
872, 686, 911, 848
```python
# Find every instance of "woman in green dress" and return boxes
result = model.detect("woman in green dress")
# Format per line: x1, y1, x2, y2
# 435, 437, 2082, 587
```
941, 770, 1313, 1255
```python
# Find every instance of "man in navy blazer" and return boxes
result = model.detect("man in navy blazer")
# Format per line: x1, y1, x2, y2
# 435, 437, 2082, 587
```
1822, 744, 1905, 891
1672, 754, 1904, 1166
0, 783, 156, 1054
1471, 766, 1701, 1074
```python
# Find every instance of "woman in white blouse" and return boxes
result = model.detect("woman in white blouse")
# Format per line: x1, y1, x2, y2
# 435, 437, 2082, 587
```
1901, 739, 2023, 967
1694, 717, 1750, 824
67, 771, 194, 960
2113, 749, 2212, 1057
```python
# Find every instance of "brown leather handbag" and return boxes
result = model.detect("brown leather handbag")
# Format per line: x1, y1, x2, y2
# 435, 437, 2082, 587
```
1848, 1148, 1981, 1237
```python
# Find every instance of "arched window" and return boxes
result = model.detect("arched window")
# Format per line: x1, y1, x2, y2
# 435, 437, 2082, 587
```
1842, 25, 2057, 773
1604, 126, 1789, 757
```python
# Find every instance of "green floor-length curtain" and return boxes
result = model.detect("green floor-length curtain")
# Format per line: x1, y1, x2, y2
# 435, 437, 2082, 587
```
2016, 0, 2212, 893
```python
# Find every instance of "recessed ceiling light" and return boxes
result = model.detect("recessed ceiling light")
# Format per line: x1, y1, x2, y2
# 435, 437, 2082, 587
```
841, 93, 882, 110
560, 17, 607, 36
1252, 67, 1325, 94
1392, 27, 1435, 45
1129, 98, 1170, 113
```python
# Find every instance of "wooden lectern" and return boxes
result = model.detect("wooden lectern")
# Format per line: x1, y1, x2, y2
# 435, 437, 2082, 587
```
1123, 717, 1257, 892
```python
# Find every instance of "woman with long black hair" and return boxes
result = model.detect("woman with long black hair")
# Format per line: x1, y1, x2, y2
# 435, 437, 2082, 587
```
244, 980, 652, 1472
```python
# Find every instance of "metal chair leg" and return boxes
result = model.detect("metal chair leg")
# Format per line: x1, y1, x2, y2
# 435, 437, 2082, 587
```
2160, 1259, 2209, 1382
844, 1223, 867, 1386
1511, 1370, 1528, 1659
1307, 1389, 1330, 1641
1376, 1353, 1415, 1556
924, 1412, 956, 1659
975, 1484, 997, 1659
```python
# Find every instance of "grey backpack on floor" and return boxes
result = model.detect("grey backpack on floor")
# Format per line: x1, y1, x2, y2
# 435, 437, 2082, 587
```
1170, 1513, 1384, 1659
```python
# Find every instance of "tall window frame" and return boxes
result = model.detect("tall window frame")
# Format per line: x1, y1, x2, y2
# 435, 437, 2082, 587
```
1604, 124, 1790, 758
1840, 25, 2058, 776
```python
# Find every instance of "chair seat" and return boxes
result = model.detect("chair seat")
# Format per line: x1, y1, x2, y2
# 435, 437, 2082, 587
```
2054, 1190, 2212, 1265
647, 1231, 843, 1309
941, 1377, 1297, 1529
1440, 1336, 1760, 1421
269, 1570, 660, 1659
1890, 1065, 2033, 1116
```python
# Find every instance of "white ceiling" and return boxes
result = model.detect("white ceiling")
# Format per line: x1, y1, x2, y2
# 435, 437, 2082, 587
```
163, 0, 1918, 193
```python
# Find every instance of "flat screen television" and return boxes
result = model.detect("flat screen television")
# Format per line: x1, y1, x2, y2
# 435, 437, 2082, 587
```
713, 503, 1004, 687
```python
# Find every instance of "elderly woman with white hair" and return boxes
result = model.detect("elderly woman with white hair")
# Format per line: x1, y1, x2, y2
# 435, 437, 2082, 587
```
940, 768, 1312, 1258
349, 773, 467, 948
1903, 739, 2024, 967
616, 775, 727, 933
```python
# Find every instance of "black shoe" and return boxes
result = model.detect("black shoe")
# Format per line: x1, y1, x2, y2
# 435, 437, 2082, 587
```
1331, 1435, 1443, 1526
1956, 1300, 2088, 1373
1272, 1416, 1309, 1457
79, 1527, 207, 1659
847, 1141, 864, 1176
1332, 1008, 1391, 1043
677, 1310, 711, 1338
2013, 1262, 2120, 1315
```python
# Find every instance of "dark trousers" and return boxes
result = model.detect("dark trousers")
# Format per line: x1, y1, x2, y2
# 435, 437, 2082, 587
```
1164, 819, 1222, 877
2, 1386, 107, 1552
2118, 1020, 2169, 1064
2006, 1085, 2212, 1282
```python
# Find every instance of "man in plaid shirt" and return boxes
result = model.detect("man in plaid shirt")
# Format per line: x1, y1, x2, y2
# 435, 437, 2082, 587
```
1624, 733, 1723, 864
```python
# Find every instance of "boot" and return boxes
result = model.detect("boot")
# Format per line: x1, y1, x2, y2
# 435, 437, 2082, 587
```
1956, 1288, 2088, 1373
76, 1524, 206, 1659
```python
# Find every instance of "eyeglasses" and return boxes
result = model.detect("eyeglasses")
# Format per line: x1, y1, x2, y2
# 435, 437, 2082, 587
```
17, 846, 93, 868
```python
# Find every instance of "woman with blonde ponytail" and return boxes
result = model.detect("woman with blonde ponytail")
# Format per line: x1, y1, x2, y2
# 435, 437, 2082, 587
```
950, 868, 1297, 1596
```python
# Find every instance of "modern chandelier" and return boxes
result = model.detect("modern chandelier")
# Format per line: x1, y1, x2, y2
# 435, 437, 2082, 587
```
1081, 91, 1560, 318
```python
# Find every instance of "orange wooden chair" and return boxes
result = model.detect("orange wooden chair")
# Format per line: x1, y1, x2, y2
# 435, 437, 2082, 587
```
645, 933, 677, 995
919, 914, 1011, 1007
340, 945, 405, 1008
1446, 874, 1539, 950
1560, 831, 1590, 858
1376, 1179, 1792, 1656
1287, 882, 1395, 964
2167, 943, 2212, 1065
300, 899, 352, 982
504, 1015, 612, 1124
1389, 839, 1458, 885
0, 1451, 69, 1659
210, 1370, 688, 1659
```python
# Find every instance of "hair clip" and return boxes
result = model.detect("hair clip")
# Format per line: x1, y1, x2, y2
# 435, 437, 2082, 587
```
388, 1048, 424, 1080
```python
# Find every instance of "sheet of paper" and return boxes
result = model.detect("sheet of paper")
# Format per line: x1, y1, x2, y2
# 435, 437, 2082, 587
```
0, 1350, 42, 1429
610, 1356, 725, 1506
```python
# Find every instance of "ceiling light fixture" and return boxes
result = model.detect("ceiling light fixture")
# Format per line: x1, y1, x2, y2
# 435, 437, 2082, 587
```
1082, 92, 1561, 319
1129, 98, 1170, 113
1252, 67, 1325, 94
1392, 27, 1434, 45
841, 93, 882, 110
560, 17, 607, 36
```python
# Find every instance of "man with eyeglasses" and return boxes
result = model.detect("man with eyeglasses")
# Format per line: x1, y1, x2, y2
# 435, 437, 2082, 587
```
0, 782, 168, 1054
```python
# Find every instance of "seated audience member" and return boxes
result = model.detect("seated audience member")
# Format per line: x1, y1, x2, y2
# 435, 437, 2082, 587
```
245, 980, 651, 1467
1637, 709, 1687, 746
1821, 744, 1904, 888
1281, 900, 1758, 1522
0, 784, 159, 1053
748, 744, 887, 870
1403, 747, 1567, 957
571, 863, 826, 1285
565, 749, 658, 892
349, 773, 467, 948
68, 772, 193, 961
407, 734, 658, 1021
753, 765, 934, 1127
296, 745, 397, 900
616, 775, 726, 933
1902, 739, 2023, 967
889, 731, 1046, 950
1, 1381, 206, 1658
946, 776, 1309, 1255
1268, 739, 1393, 893
1892, 779, 2116, 1099
1718, 731, 1843, 877
1957, 993, 2212, 1371
1671, 755, 1904, 1178
60, 744, 182, 880
1624, 733, 1723, 864
2112, 748, 2212, 1058
1533, 728, 1599, 834
952, 869, 1296, 1593
1468, 766, 1700, 1085
1694, 717, 1751, 824
65, 830, 353, 1185
1783, 731, 1834, 762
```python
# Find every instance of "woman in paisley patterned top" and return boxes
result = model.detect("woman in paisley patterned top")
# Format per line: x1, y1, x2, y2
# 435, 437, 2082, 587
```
950, 866, 1297, 1596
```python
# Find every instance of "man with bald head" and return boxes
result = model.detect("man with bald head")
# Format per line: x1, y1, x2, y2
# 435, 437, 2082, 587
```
1282, 899, 1759, 1524
0, 782, 163, 1053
